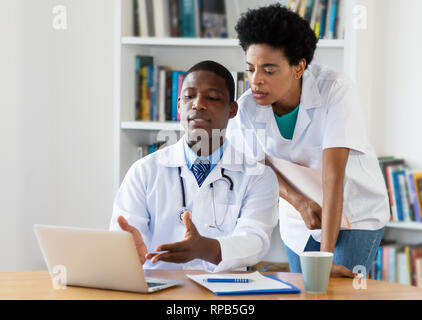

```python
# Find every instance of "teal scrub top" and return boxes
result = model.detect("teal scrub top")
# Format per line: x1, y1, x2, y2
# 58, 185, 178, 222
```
273, 105, 300, 140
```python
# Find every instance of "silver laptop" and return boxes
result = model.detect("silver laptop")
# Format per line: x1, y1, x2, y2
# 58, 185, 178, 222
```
33, 224, 181, 293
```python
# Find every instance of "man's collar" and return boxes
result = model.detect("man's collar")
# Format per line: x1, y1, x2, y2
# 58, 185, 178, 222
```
157, 136, 245, 172
182, 136, 226, 170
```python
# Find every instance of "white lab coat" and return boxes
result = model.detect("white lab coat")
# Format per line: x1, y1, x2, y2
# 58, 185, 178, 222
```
110, 137, 279, 272
227, 64, 390, 254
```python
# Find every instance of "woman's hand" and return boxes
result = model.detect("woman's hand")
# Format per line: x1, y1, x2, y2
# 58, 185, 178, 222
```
295, 198, 322, 230
330, 263, 355, 278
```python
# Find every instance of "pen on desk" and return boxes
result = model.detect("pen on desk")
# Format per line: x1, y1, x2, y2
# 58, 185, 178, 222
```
204, 278, 251, 283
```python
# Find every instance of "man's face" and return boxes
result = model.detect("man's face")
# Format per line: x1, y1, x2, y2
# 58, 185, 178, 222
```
177, 70, 238, 144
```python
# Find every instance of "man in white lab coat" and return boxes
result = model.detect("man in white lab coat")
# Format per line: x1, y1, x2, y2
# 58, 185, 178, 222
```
110, 60, 279, 272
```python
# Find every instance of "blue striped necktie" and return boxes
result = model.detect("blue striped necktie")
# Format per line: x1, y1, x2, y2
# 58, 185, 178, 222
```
191, 160, 211, 187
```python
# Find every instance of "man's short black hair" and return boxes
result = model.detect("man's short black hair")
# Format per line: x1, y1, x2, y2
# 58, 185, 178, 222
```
183, 60, 235, 102
235, 3, 317, 68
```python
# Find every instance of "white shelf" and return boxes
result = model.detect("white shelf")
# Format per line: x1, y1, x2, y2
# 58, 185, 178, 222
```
121, 37, 240, 47
121, 37, 345, 49
121, 121, 183, 131
386, 222, 422, 231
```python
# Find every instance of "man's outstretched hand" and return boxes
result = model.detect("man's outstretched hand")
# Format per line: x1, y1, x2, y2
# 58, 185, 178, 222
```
146, 211, 222, 265
118, 216, 147, 265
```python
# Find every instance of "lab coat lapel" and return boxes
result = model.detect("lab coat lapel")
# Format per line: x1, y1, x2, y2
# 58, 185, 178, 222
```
292, 68, 322, 143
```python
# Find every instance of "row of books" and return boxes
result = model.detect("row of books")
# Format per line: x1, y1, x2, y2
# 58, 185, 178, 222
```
135, 55, 250, 122
133, 0, 227, 38
137, 142, 167, 159
378, 157, 422, 223
286, 0, 345, 40
369, 241, 422, 287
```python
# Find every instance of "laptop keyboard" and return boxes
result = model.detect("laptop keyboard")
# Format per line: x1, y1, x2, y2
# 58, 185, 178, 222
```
147, 282, 166, 288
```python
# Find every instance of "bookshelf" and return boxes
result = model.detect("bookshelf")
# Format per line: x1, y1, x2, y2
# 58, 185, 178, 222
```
114, 0, 358, 192
387, 222, 422, 232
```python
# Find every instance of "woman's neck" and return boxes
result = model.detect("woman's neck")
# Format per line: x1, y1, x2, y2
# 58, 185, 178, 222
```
272, 78, 302, 116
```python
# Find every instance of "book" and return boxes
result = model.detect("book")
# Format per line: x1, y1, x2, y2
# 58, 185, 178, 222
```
187, 271, 300, 295
335, 0, 345, 39
410, 245, 422, 286
136, 56, 154, 120
407, 172, 422, 222
171, 71, 185, 121
405, 246, 412, 285
146, 0, 155, 36
287, 0, 301, 13
318, 0, 328, 39
298, 0, 308, 17
193, 0, 201, 38
153, 0, 170, 37
138, 0, 149, 37
133, 0, 140, 36
388, 244, 400, 283
304, 0, 316, 23
397, 251, 409, 285
392, 170, 405, 221
397, 170, 412, 221
385, 163, 404, 221
140, 66, 150, 120
325, 0, 338, 39
165, 70, 173, 121
201, 0, 227, 38
169, 0, 180, 37
378, 157, 404, 188
231, 71, 238, 102
147, 65, 156, 121
416, 258, 422, 288
179, 0, 196, 37
176, 72, 185, 121
375, 246, 383, 280
158, 67, 166, 122
382, 245, 390, 281
414, 173, 422, 221
310, 0, 319, 31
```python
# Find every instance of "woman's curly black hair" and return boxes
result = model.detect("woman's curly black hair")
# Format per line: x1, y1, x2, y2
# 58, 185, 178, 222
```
235, 3, 317, 68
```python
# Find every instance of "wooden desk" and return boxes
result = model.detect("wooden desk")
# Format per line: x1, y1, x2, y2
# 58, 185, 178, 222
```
1, 270, 421, 300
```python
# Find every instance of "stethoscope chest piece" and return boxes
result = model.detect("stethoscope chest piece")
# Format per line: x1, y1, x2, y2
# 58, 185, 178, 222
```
177, 207, 187, 223
177, 166, 234, 231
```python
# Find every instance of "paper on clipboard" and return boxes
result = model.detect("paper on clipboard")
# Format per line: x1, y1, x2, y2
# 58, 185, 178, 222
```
186, 271, 300, 295
267, 155, 350, 229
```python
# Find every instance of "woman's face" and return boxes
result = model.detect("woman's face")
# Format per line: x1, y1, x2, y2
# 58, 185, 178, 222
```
245, 44, 303, 107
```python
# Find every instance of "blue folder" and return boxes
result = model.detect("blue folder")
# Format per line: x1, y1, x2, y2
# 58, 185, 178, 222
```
213, 275, 301, 296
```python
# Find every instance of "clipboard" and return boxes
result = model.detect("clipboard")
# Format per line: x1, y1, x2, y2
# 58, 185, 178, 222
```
267, 155, 351, 229
187, 271, 300, 295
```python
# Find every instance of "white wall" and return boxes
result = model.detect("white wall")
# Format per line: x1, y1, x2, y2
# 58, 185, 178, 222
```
0, 0, 115, 271
356, 0, 422, 169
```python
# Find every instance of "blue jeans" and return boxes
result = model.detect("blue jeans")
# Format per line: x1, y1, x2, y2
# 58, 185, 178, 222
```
285, 228, 385, 274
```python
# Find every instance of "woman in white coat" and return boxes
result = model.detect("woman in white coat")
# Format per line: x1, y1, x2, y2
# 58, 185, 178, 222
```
110, 60, 279, 272
227, 4, 390, 277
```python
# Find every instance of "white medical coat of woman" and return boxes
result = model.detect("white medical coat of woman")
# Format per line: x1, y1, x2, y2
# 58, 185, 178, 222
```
109, 137, 279, 272
227, 64, 390, 255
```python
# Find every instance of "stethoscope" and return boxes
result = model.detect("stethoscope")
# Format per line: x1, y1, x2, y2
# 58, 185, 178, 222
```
177, 167, 234, 232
